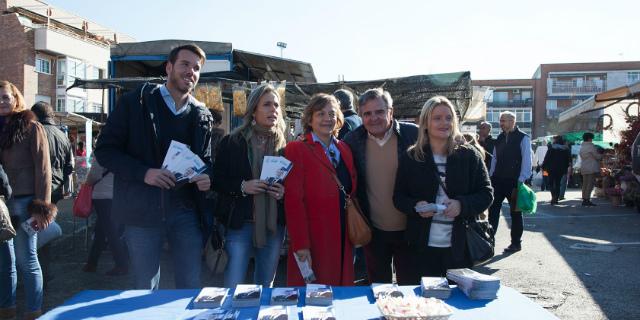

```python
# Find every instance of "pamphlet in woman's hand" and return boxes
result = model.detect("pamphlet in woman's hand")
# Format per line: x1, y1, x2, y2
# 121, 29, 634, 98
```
260, 156, 293, 185
162, 140, 206, 182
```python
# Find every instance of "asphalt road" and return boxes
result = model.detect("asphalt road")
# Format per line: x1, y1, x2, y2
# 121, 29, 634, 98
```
13, 188, 640, 319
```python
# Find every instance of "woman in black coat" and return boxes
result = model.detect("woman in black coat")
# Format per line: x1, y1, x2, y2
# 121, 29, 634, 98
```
542, 136, 572, 205
212, 83, 287, 289
394, 96, 493, 278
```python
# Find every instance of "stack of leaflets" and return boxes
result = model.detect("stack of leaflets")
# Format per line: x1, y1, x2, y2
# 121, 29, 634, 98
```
193, 287, 229, 308
231, 284, 262, 308
305, 284, 333, 306
371, 283, 404, 300
257, 305, 298, 320
446, 268, 500, 300
302, 306, 336, 320
193, 308, 239, 320
420, 277, 452, 299
260, 156, 293, 186
162, 140, 206, 186
270, 288, 299, 306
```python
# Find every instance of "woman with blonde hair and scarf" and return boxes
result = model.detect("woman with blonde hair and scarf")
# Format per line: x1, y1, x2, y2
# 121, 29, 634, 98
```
212, 83, 287, 288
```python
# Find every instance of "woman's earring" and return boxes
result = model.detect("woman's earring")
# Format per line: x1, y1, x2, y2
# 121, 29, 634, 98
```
251, 119, 256, 126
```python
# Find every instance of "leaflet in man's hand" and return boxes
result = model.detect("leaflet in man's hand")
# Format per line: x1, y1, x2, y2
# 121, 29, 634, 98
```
162, 140, 206, 182
260, 156, 292, 185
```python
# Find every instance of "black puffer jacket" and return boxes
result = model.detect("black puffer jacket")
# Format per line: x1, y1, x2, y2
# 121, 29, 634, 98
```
95, 83, 213, 227
342, 120, 418, 222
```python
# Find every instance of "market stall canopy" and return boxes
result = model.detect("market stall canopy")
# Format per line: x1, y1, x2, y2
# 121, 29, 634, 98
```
54, 111, 102, 128
233, 50, 317, 83
559, 80, 640, 123
111, 40, 232, 57
69, 71, 471, 119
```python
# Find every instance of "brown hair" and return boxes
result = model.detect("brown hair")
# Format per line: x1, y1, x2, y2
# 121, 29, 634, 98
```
301, 93, 344, 137
168, 44, 206, 65
0, 80, 26, 113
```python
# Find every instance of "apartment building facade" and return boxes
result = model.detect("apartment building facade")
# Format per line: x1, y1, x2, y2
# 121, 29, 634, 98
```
0, 0, 133, 116
473, 61, 640, 139
472, 79, 535, 137
532, 62, 640, 137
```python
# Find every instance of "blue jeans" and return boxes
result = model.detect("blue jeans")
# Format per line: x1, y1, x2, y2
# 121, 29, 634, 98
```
224, 223, 284, 288
0, 195, 43, 311
123, 208, 202, 290
559, 174, 568, 199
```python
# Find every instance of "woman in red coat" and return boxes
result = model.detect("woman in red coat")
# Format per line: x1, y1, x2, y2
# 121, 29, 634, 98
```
284, 93, 357, 286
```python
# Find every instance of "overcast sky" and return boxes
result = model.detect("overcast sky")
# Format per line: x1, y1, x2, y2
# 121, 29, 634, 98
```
47, 0, 640, 82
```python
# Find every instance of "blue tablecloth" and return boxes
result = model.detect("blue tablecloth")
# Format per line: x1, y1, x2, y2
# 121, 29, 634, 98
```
40, 285, 558, 319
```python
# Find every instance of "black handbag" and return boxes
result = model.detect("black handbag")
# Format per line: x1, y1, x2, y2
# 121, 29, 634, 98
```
432, 159, 495, 265
205, 198, 235, 274
464, 218, 495, 265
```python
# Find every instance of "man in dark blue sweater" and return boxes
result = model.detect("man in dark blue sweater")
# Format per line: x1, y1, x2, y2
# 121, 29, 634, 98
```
95, 44, 213, 289
489, 111, 531, 253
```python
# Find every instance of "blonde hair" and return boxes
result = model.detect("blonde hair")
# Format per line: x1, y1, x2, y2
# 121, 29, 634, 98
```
301, 93, 344, 137
0, 80, 26, 113
409, 96, 463, 162
232, 83, 287, 147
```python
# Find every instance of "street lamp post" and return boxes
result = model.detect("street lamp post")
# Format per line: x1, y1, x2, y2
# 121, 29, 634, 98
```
277, 42, 287, 58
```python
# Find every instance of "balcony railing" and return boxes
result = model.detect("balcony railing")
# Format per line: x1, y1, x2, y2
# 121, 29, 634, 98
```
488, 99, 533, 108
547, 79, 605, 95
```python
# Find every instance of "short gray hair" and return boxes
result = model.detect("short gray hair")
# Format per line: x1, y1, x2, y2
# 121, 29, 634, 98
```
499, 111, 516, 121
358, 88, 393, 110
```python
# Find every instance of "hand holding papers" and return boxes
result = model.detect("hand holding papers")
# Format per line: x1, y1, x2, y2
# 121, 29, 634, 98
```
260, 156, 292, 186
161, 141, 207, 188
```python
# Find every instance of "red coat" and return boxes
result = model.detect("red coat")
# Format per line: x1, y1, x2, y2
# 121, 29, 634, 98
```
284, 134, 357, 286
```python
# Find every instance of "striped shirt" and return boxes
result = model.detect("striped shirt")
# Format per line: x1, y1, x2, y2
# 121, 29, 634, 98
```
428, 154, 453, 248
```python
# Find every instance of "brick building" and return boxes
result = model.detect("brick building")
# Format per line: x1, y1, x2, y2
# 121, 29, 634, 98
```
0, 0, 133, 115
473, 61, 640, 138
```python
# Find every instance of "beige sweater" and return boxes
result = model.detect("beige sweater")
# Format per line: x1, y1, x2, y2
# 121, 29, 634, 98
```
365, 135, 406, 231
579, 142, 602, 175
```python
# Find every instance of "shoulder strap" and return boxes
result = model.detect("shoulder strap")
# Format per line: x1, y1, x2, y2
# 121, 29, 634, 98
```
302, 141, 350, 198
139, 83, 163, 163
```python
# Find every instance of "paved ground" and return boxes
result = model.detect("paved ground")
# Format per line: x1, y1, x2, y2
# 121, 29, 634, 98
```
10, 188, 640, 319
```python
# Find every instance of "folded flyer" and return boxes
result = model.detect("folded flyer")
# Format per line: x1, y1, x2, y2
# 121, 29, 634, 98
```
162, 140, 206, 183
260, 156, 293, 185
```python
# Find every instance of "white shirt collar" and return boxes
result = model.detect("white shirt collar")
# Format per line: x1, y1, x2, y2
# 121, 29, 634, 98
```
367, 125, 394, 147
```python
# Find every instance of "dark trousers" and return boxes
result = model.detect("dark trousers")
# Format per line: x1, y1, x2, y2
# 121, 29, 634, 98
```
541, 175, 549, 191
87, 199, 129, 268
548, 173, 563, 202
363, 227, 414, 285
411, 246, 455, 279
489, 177, 523, 245
51, 186, 64, 204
